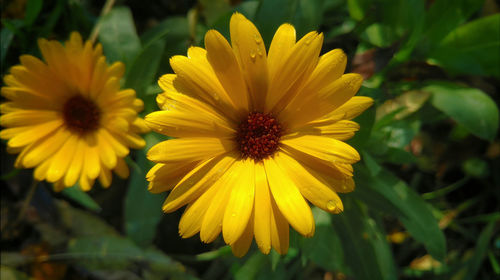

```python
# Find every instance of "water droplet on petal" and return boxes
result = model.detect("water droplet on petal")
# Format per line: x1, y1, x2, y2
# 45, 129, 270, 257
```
305, 39, 312, 45
254, 34, 262, 44
257, 49, 263, 57
249, 50, 256, 61
326, 200, 337, 211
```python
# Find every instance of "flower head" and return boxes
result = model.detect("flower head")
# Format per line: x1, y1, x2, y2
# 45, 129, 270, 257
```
145, 13, 373, 256
1, 32, 148, 191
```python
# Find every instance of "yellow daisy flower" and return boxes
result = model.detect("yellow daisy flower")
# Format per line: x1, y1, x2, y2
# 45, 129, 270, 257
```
0, 32, 148, 191
145, 13, 373, 257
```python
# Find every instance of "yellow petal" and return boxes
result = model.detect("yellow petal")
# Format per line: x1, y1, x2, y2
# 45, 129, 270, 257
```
20, 128, 71, 168
99, 129, 129, 157
316, 173, 355, 194
1, 126, 28, 140
98, 167, 112, 188
82, 134, 101, 180
7, 119, 63, 148
145, 110, 235, 138
0, 110, 59, 127
281, 135, 360, 164
89, 57, 108, 98
205, 30, 249, 114
114, 157, 130, 179
230, 12, 268, 110
178, 179, 223, 238
288, 120, 360, 141
1, 87, 55, 110
147, 138, 235, 163
122, 132, 145, 149
33, 157, 52, 181
276, 152, 344, 214
266, 31, 323, 113
131, 117, 149, 134
282, 143, 353, 180
169, 54, 234, 114
270, 194, 289, 255
107, 61, 125, 79
222, 158, 255, 245
282, 73, 363, 129
200, 159, 245, 243
97, 129, 117, 169
162, 154, 237, 212
267, 24, 296, 82
264, 155, 315, 237
328, 96, 374, 120
14, 57, 67, 100
156, 76, 229, 121
231, 212, 254, 258
147, 161, 199, 194
79, 175, 95, 192
253, 162, 272, 254
46, 134, 79, 183
64, 138, 85, 187
301, 49, 347, 98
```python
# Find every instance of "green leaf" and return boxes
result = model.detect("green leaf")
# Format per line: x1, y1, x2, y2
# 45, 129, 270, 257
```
254, 0, 325, 45
301, 207, 345, 272
429, 14, 500, 77
354, 167, 447, 261
331, 198, 397, 280
347, 0, 369, 21
0, 28, 13, 63
61, 184, 102, 212
421, 0, 485, 51
24, 0, 43, 26
124, 134, 165, 247
291, 0, 325, 37
67, 235, 144, 269
40, 0, 64, 37
361, 150, 382, 176
98, 6, 141, 66
199, 0, 232, 26
462, 221, 497, 280
125, 27, 168, 101
426, 81, 499, 141
254, 0, 299, 45
235, 253, 269, 280
57, 200, 118, 237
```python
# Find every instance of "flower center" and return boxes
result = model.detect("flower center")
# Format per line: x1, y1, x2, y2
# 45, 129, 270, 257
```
62, 95, 101, 134
236, 112, 282, 161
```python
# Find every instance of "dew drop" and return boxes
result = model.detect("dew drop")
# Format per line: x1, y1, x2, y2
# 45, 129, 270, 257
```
305, 39, 312, 45
249, 50, 257, 61
257, 49, 263, 57
326, 200, 337, 211
254, 34, 262, 44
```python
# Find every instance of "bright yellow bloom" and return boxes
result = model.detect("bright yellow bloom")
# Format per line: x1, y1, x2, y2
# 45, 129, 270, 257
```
145, 13, 373, 257
0, 32, 148, 191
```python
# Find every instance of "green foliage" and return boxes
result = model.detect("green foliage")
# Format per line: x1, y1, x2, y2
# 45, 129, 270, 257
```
355, 167, 447, 261
429, 14, 500, 77
98, 6, 141, 66
426, 81, 499, 141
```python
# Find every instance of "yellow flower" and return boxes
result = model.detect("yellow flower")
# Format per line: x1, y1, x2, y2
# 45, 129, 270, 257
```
0, 32, 148, 191
145, 13, 373, 257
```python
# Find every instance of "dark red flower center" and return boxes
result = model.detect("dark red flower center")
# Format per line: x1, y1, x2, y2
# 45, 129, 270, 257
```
62, 95, 101, 134
236, 112, 282, 161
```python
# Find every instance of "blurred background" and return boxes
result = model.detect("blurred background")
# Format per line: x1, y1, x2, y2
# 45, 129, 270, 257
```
1, 0, 499, 279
